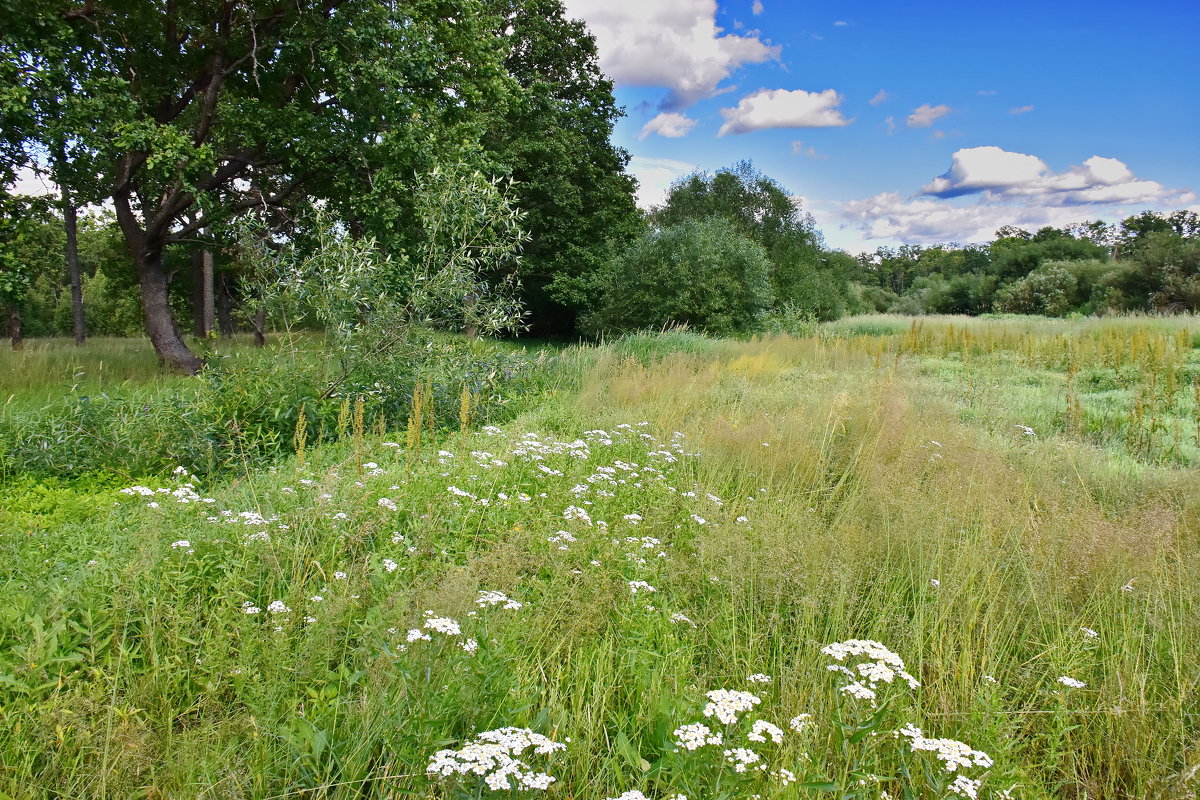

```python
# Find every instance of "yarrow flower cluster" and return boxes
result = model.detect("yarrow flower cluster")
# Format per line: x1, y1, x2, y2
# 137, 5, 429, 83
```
426, 727, 566, 792
1058, 675, 1086, 689
821, 639, 920, 705
897, 724, 993, 773
673, 722, 723, 751
476, 590, 523, 610
702, 689, 762, 725
747, 720, 784, 744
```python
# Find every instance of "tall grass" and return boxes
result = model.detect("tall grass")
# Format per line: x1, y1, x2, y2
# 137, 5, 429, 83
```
1, 320, 1197, 798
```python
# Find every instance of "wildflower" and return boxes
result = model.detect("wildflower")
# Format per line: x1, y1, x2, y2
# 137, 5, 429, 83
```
773, 768, 797, 785
477, 590, 523, 610
949, 776, 982, 799
1080, 627, 1099, 639
897, 724, 993, 772
333, 571, 347, 580
673, 722, 723, 750
690, 514, 707, 525
427, 727, 564, 792
382, 559, 399, 573
930, 578, 941, 588
628, 580, 656, 594
241, 602, 261, 615
563, 505, 593, 525
423, 613, 462, 636
460, 638, 480, 655
735, 516, 749, 523
310, 595, 323, 603
267, 600, 290, 614
623, 513, 643, 524
1015, 424, 1036, 437
723, 747, 762, 773
606, 793, 648, 800
170, 540, 191, 549
788, 714, 811, 732
1058, 675, 1086, 688
407, 629, 432, 642
303, 615, 317, 624
669, 612, 697, 627
821, 639, 920, 700
747, 673, 772, 684
702, 689, 761, 725
747, 720, 784, 744
377, 497, 398, 511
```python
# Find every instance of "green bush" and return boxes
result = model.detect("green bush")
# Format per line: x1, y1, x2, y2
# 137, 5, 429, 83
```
994, 259, 1111, 316
584, 218, 775, 337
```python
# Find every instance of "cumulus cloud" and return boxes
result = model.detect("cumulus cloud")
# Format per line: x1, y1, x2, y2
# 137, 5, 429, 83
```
920, 146, 1183, 206
1010, 105, 1034, 115
836, 146, 1196, 245
906, 103, 951, 128
840, 192, 1092, 244
561, 0, 779, 108
639, 112, 698, 140
752, 0, 764, 14
717, 88, 851, 136
626, 156, 698, 208
869, 89, 888, 106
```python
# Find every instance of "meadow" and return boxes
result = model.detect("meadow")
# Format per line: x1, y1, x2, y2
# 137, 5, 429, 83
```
1, 315, 1198, 799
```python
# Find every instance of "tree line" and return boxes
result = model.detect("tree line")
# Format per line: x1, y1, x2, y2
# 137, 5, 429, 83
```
850, 210, 1200, 317
3, 1, 1198, 373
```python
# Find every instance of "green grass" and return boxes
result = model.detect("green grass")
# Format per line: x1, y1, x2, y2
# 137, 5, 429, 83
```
1, 319, 1198, 798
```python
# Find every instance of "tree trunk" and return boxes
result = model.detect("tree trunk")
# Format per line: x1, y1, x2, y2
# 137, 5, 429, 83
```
138, 248, 204, 374
252, 307, 266, 346
63, 190, 86, 346
7, 303, 22, 350
192, 249, 205, 337
191, 248, 215, 337
215, 271, 234, 337
202, 250, 215, 336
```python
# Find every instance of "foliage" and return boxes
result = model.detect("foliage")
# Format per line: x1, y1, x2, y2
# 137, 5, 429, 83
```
584, 218, 775, 337
650, 161, 852, 320
2, 320, 1200, 797
993, 259, 1111, 317
1103, 232, 1200, 313
480, 0, 644, 336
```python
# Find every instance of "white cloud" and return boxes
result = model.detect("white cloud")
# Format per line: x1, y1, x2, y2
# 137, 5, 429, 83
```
752, 0, 764, 15
626, 156, 698, 208
840, 192, 1091, 244
906, 103, 951, 128
717, 88, 851, 136
791, 141, 827, 159
977, 89, 997, 96
561, 0, 779, 108
835, 147, 1197, 245
919, 147, 1185, 207
869, 89, 888, 106
1009, 105, 1034, 115
639, 112, 698, 140
921, 146, 1048, 196
885, 115, 896, 134
833, 20, 849, 26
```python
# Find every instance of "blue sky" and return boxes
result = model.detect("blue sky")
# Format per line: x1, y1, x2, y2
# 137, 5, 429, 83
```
562, 0, 1200, 252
